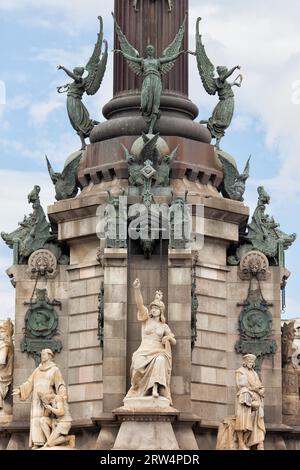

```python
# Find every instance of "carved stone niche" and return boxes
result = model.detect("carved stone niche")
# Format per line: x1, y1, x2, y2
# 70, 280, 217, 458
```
27, 249, 58, 279
239, 251, 270, 281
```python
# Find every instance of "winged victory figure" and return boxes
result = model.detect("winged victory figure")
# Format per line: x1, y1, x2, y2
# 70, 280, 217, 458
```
57, 16, 108, 150
192, 18, 243, 149
113, 12, 187, 134
218, 153, 250, 202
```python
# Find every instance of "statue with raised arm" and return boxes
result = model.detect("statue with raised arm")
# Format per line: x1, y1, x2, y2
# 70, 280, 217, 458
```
57, 16, 108, 149
192, 18, 243, 149
113, 13, 187, 134
126, 279, 176, 405
0, 320, 14, 412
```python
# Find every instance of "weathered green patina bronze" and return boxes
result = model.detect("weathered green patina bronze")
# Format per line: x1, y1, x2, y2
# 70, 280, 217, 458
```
105, 190, 127, 249
113, 13, 187, 133
169, 190, 190, 250
228, 187, 297, 266
217, 150, 250, 202
235, 288, 276, 371
21, 289, 62, 366
133, 0, 173, 12
57, 17, 108, 150
1, 186, 69, 265
125, 133, 178, 258
46, 150, 84, 201
123, 133, 178, 188
192, 18, 243, 149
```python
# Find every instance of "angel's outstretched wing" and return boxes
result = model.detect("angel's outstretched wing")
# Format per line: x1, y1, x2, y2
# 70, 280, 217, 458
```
85, 16, 108, 96
121, 144, 134, 164
161, 14, 187, 76
239, 156, 251, 183
45, 156, 58, 184
218, 155, 239, 187
195, 17, 217, 95
166, 145, 179, 163
112, 13, 142, 76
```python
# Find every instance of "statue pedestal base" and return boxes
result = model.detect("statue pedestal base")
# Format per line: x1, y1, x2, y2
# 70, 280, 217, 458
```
37, 446, 76, 451
123, 396, 171, 410
0, 414, 12, 426
36, 435, 76, 450
112, 402, 180, 450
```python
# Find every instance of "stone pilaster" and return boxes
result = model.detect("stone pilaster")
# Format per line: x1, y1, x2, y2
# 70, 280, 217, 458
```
103, 248, 128, 412
168, 249, 192, 412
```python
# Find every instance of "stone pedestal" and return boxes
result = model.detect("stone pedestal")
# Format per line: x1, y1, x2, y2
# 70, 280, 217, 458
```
113, 402, 180, 450
123, 396, 170, 410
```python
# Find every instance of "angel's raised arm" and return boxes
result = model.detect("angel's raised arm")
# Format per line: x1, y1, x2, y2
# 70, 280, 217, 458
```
58, 66, 80, 82
115, 50, 142, 64
222, 65, 241, 81
160, 50, 186, 65
133, 279, 149, 322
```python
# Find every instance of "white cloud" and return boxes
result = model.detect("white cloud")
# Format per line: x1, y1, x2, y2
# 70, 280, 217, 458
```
231, 115, 253, 132
8, 94, 31, 111
29, 96, 63, 125
0, 130, 80, 166
0, 0, 114, 34
189, 0, 300, 205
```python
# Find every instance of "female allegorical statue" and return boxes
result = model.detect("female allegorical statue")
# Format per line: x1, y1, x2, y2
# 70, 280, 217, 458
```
126, 279, 176, 404
113, 13, 187, 134
192, 18, 243, 149
57, 17, 108, 150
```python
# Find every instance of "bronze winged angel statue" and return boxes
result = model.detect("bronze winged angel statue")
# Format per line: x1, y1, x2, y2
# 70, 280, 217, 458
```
113, 13, 187, 134
57, 16, 108, 150
192, 18, 243, 149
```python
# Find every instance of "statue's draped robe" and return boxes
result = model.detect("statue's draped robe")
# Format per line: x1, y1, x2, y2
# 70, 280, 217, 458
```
19, 362, 66, 447
0, 338, 13, 408
67, 82, 94, 138
207, 80, 234, 140
126, 308, 174, 404
141, 59, 162, 123
235, 366, 265, 447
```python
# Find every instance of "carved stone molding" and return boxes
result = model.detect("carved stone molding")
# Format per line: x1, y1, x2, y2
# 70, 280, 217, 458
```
27, 249, 57, 279
239, 250, 270, 281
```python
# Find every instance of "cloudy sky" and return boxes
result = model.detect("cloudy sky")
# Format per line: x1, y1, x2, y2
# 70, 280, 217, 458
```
0, 0, 299, 320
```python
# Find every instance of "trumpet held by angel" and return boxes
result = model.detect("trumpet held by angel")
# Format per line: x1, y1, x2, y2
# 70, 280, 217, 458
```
192, 18, 243, 149
57, 16, 108, 150
113, 12, 187, 134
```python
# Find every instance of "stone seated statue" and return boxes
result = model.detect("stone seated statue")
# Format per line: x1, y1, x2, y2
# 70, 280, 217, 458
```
125, 279, 176, 406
